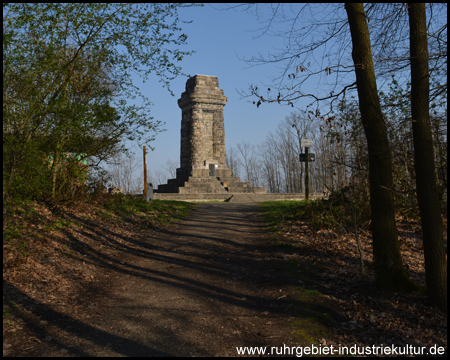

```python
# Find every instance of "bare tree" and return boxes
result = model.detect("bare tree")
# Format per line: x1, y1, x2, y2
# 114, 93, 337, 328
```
408, 3, 447, 312
345, 3, 416, 291
163, 158, 177, 179
226, 146, 241, 178
108, 152, 140, 194
286, 111, 318, 193
258, 134, 282, 193
231, 3, 422, 291
236, 141, 261, 187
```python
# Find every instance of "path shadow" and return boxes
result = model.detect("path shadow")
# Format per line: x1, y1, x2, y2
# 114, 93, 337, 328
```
3, 281, 172, 356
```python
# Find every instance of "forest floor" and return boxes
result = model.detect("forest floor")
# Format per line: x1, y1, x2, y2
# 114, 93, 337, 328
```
3, 199, 447, 357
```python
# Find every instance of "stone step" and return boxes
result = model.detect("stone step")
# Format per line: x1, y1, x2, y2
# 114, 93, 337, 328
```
179, 177, 228, 194
227, 193, 258, 203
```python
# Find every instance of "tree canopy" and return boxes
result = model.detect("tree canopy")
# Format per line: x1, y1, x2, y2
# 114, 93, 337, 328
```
3, 3, 198, 201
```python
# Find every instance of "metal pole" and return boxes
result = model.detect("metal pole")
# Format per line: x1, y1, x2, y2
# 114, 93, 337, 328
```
143, 146, 148, 201
299, 134, 303, 193
305, 146, 309, 205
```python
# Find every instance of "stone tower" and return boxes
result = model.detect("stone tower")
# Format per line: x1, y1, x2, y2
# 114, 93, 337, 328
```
157, 75, 266, 194
177, 75, 229, 180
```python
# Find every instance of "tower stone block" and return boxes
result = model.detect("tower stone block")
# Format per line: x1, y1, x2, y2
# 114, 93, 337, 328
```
157, 75, 266, 195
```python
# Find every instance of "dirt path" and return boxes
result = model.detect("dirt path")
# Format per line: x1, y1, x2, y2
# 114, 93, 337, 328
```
9, 202, 335, 356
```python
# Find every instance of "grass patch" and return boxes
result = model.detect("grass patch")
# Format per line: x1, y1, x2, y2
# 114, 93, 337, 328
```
260, 200, 307, 226
102, 196, 195, 227
3, 196, 195, 258
291, 318, 329, 343
297, 287, 320, 297
260, 196, 368, 234
260, 200, 342, 345
43, 218, 74, 231
4, 226, 23, 242
260, 201, 307, 249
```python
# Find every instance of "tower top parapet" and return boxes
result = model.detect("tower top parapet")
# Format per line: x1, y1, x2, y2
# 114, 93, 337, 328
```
178, 74, 227, 109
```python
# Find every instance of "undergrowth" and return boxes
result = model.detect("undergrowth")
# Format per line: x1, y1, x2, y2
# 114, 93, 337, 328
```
3, 194, 195, 256
261, 186, 374, 236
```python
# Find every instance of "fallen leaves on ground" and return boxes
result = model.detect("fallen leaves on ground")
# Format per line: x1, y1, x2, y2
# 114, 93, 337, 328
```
3, 200, 447, 356
3, 200, 163, 356
275, 214, 447, 354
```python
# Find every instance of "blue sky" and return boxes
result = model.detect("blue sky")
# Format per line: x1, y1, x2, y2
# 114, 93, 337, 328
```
131, 4, 321, 181
122, 3, 447, 187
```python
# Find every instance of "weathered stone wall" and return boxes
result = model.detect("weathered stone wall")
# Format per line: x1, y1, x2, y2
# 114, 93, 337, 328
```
157, 74, 266, 195
178, 75, 227, 175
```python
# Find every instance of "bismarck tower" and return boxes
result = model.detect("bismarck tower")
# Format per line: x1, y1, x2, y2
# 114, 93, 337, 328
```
177, 74, 229, 180
157, 74, 266, 194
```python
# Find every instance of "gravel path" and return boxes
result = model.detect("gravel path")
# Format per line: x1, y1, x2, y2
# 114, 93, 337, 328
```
12, 203, 317, 356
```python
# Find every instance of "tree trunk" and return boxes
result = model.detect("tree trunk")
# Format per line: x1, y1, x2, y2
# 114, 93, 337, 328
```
345, 3, 416, 291
408, 3, 447, 312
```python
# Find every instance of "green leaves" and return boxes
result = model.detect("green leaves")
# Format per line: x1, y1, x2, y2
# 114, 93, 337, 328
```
3, 3, 198, 202
4, 3, 196, 138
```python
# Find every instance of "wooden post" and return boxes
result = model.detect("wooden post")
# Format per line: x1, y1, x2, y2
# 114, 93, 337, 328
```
305, 147, 309, 205
143, 146, 148, 201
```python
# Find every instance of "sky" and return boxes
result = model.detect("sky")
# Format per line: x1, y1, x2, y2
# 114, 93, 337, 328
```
129, 4, 324, 184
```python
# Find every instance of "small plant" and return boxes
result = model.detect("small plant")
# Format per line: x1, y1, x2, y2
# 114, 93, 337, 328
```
15, 239, 29, 257
4, 226, 22, 241
43, 218, 73, 231
301, 288, 319, 296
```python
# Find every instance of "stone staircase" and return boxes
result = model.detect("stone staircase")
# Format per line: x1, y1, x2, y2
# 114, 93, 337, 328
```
157, 175, 266, 195
178, 177, 228, 194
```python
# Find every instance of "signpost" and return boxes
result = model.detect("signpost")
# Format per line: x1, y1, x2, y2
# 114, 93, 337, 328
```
300, 139, 313, 205
143, 146, 148, 201
300, 139, 313, 148
299, 153, 315, 162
